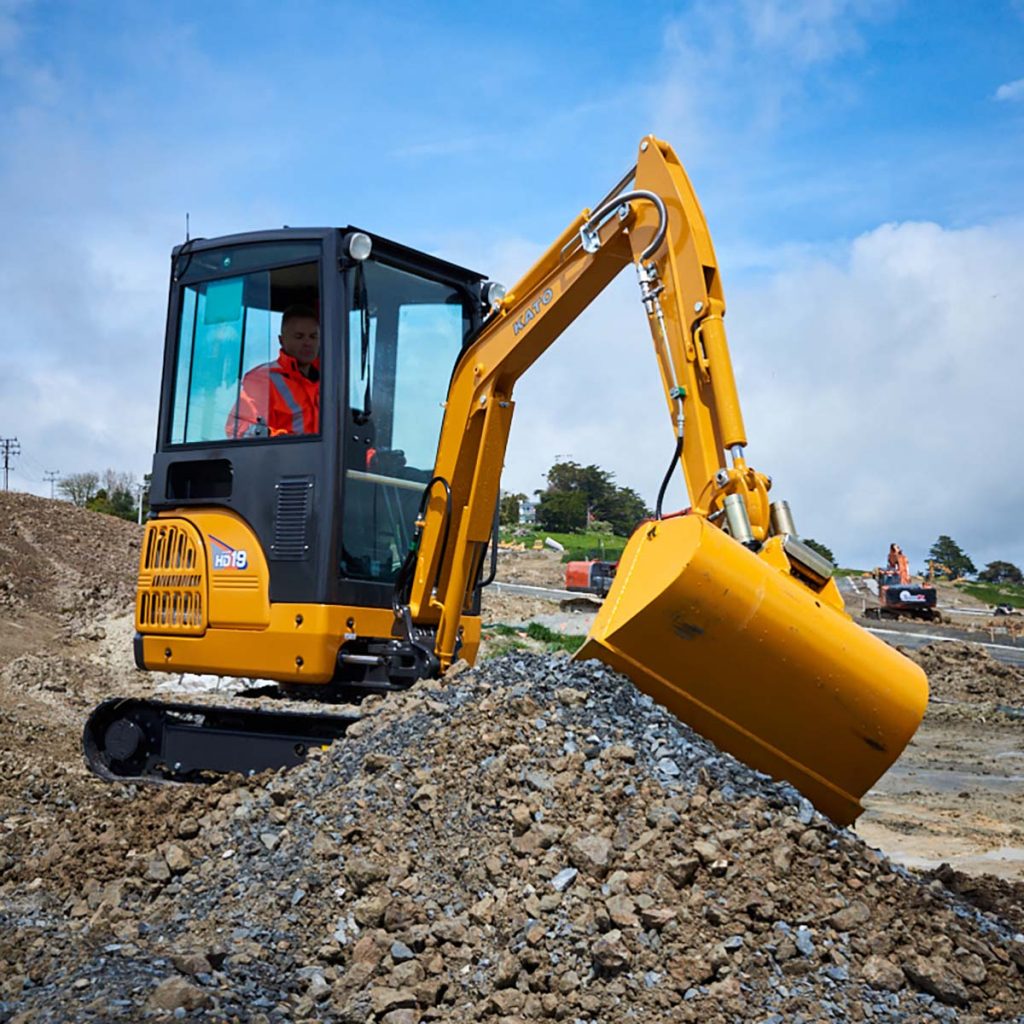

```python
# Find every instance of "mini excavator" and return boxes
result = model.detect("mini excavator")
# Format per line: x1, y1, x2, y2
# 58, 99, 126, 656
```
83, 137, 928, 826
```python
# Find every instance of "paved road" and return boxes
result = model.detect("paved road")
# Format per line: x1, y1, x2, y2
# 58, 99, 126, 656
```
489, 581, 580, 600
489, 581, 1024, 668
863, 626, 1024, 667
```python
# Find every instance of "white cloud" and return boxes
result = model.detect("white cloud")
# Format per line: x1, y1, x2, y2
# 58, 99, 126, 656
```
656, 0, 889, 145
740, 219, 1024, 573
994, 78, 1024, 102
740, 0, 877, 65
1, 3, 1020, 589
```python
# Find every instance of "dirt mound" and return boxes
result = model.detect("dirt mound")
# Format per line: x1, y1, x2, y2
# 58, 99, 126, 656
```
0, 491, 139, 648
906, 642, 1024, 706
3, 654, 1024, 1023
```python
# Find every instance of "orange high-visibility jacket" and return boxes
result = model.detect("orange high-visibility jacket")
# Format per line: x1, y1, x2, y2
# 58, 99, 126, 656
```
226, 351, 320, 438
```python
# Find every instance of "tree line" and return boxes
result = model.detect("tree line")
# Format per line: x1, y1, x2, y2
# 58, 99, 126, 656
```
502, 460, 649, 537
927, 535, 1021, 584
58, 470, 148, 523
802, 533, 1021, 585
57, 459, 1023, 586
502, 462, 1023, 586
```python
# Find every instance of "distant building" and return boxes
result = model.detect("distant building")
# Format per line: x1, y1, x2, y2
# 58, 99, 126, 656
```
519, 498, 537, 525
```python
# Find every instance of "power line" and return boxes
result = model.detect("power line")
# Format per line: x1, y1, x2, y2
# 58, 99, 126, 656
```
0, 438, 20, 491
44, 470, 60, 498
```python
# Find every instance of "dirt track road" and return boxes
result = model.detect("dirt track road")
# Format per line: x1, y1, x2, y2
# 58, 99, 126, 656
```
858, 711, 1024, 879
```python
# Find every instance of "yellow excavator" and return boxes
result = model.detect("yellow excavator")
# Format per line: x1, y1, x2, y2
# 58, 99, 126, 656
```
83, 136, 927, 826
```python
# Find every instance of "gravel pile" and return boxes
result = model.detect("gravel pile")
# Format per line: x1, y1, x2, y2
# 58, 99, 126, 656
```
2, 653, 1023, 1023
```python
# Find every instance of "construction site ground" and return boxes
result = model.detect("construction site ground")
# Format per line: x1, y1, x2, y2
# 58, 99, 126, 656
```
491, 549, 1024, 884
1, 493, 1023, 1021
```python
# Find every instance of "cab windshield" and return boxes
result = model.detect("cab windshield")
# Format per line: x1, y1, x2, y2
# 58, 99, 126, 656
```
169, 242, 321, 444
340, 258, 471, 583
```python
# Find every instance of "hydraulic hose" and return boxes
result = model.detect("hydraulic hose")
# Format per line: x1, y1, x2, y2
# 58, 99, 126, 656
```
655, 434, 684, 520
580, 189, 668, 263
391, 476, 452, 618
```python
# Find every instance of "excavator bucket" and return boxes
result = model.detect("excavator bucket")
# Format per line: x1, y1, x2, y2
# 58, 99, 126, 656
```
574, 515, 928, 826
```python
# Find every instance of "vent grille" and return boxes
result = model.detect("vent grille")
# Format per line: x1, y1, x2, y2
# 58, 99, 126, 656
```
136, 521, 206, 634
272, 476, 313, 561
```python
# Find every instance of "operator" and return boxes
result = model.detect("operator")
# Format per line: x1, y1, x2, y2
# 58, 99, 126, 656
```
887, 544, 901, 572
887, 543, 910, 584
226, 304, 321, 438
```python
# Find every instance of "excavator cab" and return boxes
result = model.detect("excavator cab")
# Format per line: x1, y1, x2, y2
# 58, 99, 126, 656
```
138, 229, 492, 688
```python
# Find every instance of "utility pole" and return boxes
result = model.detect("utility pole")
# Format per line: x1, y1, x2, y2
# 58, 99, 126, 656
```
44, 470, 60, 498
134, 481, 148, 525
0, 438, 20, 491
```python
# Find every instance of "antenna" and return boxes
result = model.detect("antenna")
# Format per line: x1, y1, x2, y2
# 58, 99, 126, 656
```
186, 212, 190, 242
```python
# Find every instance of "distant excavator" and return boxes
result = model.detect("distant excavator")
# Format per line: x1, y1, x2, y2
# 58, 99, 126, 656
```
564, 559, 617, 598
867, 544, 939, 621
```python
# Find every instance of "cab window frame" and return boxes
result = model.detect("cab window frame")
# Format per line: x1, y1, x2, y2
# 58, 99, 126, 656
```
165, 241, 326, 449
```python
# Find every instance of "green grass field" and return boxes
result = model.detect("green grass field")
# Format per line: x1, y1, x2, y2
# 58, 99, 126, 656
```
482, 622, 587, 658
956, 580, 1024, 609
501, 528, 627, 563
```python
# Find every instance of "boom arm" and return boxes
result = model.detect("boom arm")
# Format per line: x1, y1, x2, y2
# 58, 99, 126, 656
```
407, 136, 772, 667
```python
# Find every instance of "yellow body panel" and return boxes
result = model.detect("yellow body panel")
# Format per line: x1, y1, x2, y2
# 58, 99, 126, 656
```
182, 509, 272, 628
139, 603, 481, 685
136, 512, 482, 685
135, 518, 207, 635
576, 515, 928, 826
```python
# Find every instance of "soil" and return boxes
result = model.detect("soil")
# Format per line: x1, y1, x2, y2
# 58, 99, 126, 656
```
1, 494, 1023, 1021
492, 548, 567, 590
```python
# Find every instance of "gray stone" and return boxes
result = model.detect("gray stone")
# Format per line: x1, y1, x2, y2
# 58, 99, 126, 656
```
606, 894, 639, 929
391, 941, 415, 962
307, 972, 331, 1002
490, 988, 525, 1013
380, 1011, 420, 1024
954, 950, 987, 985
592, 930, 631, 972
369, 986, 417, 1015
346, 856, 388, 892
903, 955, 970, 1007
172, 953, 212, 976
145, 857, 171, 883
176, 817, 200, 840
829, 901, 871, 932
550, 867, 578, 892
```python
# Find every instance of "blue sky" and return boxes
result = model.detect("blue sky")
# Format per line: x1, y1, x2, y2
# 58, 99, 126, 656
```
1, 0, 1023, 572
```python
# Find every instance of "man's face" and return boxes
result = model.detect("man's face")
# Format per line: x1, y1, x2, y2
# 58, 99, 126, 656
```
280, 316, 320, 369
